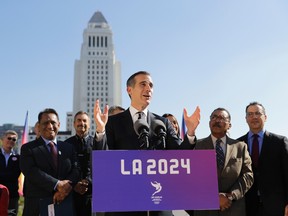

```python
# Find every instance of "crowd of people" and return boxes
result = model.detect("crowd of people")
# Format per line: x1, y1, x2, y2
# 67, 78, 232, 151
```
0, 71, 288, 216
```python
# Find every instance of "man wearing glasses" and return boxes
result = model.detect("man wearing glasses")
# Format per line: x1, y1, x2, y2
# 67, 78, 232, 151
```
186, 108, 253, 216
0, 130, 21, 216
238, 102, 288, 216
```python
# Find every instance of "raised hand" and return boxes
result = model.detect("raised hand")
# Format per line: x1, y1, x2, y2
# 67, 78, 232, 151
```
183, 106, 201, 136
93, 99, 109, 132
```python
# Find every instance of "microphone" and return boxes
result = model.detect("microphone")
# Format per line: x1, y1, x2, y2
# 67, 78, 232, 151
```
134, 119, 150, 149
151, 119, 167, 149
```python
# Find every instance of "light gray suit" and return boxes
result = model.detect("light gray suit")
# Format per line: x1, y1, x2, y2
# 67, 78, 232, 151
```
193, 135, 253, 216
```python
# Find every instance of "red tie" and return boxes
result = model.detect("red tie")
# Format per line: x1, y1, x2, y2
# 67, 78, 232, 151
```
49, 142, 58, 170
252, 134, 259, 168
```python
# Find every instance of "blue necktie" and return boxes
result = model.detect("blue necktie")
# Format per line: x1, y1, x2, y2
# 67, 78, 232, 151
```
216, 139, 225, 171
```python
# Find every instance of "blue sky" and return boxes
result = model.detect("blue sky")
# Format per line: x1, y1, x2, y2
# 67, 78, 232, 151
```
1, 1, 288, 138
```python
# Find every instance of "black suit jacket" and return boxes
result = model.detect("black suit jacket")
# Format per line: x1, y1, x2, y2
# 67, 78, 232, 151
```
94, 109, 193, 150
20, 137, 80, 215
65, 135, 94, 189
93, 109, 193, 216
0, 150, 21, 198
238, 131, 288, 215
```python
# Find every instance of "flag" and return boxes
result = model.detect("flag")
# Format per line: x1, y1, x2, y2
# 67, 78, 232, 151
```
18, 111, 29, 196
181, 112, 186, 140
21, 111, 29, 145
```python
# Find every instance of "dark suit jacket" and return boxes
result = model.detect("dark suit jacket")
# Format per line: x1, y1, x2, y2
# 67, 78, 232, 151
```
20, 137, 80, 216
65, 135, 94, 216
94, 109, 193, 150
65, 135, 94, 190
192, 135, 253, 216
238, 131, 288, 216
93, 109, 192, 216
0, 150, 21, 198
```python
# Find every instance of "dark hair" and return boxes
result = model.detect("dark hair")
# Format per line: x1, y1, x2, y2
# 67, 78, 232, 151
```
245, 101, 266, 114
108, 106, 125, 115
74, 111, 89, 121
126, 71, 150, 87
210, 107, 231, 121
38, 108, 59, 122
162, 113, 181, 137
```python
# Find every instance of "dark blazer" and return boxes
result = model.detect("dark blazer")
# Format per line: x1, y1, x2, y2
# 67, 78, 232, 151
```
0, 150, 21, 198
65, 135, 94, 216
94, 109, 193, 151
65, 135, 93, 189
93, 109, 193, 216
192, 135, 253, 216
238, 131, 288, 216
20, 137, 80, 216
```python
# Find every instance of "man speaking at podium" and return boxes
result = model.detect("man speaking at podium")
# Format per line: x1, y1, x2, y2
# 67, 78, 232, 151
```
93, 71, 201, 216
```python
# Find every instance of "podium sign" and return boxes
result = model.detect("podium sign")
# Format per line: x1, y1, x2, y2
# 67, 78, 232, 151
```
92, 150, 219, 212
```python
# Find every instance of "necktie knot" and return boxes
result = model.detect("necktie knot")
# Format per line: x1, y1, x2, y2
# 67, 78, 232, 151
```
136, 112, 144, 120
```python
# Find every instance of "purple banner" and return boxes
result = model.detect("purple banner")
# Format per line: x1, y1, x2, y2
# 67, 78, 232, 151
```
92, 150, 219, 212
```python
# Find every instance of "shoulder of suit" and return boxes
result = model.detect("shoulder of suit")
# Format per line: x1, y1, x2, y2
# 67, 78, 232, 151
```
265, 131, 288, 142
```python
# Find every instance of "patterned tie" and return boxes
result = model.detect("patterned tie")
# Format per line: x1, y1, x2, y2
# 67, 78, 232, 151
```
216, 139, 225, 171
137, 112, 144, 120
252, 134, 259, 168
49, 142, 58, 170
137, 112, 143, 119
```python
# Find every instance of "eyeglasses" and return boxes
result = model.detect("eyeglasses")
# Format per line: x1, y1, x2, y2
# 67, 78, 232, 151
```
7, 137, 17, 142
246, 112, 264, 118
210, 115, 229, 122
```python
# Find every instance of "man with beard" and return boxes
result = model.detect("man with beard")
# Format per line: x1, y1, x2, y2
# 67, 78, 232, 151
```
186, 107, 253, 216
65, 111, 101, 216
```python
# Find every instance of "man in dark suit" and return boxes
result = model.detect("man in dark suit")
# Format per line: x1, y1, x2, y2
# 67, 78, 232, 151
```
20, 108, 80, 216
93, 71, 201, 216
0, 130, 21, 216
65, 111, 100, 216
238, 102, 288, 216
186, 107, 253, 216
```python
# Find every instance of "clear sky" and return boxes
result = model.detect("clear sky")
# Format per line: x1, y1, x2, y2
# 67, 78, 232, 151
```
1, 0, 288, 138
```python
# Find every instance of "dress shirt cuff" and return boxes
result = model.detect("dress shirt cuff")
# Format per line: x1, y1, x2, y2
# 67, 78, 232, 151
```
54, 180, 59, 191
186, 134, 196, 144
95, 131, 105, 141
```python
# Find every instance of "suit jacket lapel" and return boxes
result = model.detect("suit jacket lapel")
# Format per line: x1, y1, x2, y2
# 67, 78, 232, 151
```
259, 131, 270, 163
122, 109, 135, 135
224, 136, 235, 169
38, 137, 57, 171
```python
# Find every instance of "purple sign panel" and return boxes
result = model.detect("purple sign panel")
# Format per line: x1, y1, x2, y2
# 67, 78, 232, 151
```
92, 150, 219, 212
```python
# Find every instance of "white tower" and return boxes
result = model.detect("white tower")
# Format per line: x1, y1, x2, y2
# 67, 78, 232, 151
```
73, 11, 121, 133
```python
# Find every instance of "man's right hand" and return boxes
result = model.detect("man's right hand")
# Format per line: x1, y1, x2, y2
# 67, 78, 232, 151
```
56, 180, 72, 194
94, 99, 109, 133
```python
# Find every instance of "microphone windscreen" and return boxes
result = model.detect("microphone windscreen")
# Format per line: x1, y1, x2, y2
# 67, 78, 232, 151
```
151, 119, 166, 134
134, 119, 149, 135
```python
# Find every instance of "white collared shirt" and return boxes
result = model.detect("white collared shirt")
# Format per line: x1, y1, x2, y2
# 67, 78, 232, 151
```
129, 106, 148, 123
1, 148, 15, 166
211, 135, 227, 155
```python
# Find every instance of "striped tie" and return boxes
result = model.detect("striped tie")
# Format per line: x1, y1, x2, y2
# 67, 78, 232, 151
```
216, 139, 225, 171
